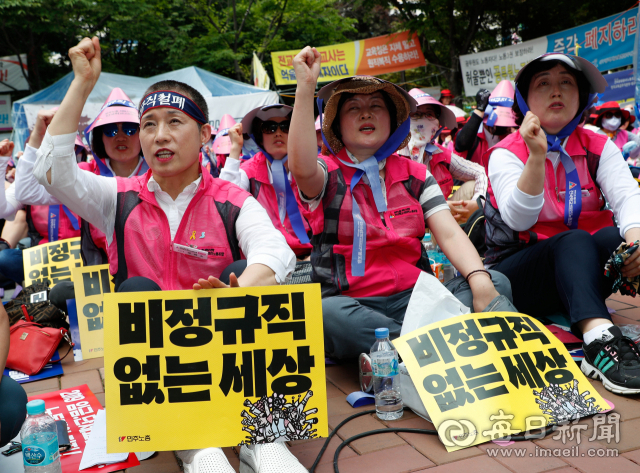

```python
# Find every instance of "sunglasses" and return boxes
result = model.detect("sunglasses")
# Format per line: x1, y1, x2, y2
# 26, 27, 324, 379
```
102, 123, 140, 138
410, 110, 439, 120
261, 120, 290, 134
603, 111, 622, 120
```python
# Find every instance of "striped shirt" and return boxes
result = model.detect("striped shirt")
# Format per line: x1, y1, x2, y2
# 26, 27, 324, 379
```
431, 150, 488, 201
300, 150, 449, 222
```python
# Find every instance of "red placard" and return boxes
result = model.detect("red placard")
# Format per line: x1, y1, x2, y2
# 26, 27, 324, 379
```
356, 31, 426, 76
29, 384, 140, 472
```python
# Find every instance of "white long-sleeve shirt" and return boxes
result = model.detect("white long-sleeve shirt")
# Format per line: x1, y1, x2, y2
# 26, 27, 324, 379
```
488, 137, 640, 237
15, 144, 61, 206
0, 156, 22, 220
16, 144, 145, 206
33, 131, 296, 283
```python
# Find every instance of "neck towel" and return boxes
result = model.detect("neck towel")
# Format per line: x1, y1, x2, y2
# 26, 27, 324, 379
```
48, 205, 80, 242
317, 96, 411, 276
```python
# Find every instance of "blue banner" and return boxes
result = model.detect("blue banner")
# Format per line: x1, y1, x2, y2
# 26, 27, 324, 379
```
599, 68, 636, 103
548, 8, 638, 71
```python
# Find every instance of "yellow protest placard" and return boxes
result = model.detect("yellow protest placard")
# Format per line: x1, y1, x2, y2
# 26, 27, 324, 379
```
271, 42, 357, 86
72, 264, 115, 359
394, 312, 608, 452
104, 284, 327, 453
23, 237, 83, 287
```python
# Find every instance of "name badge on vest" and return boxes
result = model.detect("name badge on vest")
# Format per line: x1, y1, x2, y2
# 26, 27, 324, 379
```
173, 243, 208, 260
390, 206, 419, 219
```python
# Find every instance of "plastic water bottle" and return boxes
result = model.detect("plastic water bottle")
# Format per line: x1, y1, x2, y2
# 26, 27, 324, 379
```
371, 328, 403, 420
442, 256, 455, 283
422, 233, 434, 252
20, 400, 61, 473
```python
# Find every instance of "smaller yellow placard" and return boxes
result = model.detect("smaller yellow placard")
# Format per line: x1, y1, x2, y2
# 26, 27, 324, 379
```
72, 264, 115, 359
394, 311, 608, 451
23, 237, 83, 287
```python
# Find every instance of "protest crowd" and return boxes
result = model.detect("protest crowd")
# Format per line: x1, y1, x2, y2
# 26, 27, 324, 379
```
2, 28, 640, 473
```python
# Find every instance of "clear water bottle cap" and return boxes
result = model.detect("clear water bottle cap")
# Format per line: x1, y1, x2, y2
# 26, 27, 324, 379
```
423, 233, 431, 241
26, 399, 45, 415
375, 328, 389, 339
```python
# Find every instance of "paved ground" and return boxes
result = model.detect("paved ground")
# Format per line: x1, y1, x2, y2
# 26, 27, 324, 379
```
22, 292, 640, 472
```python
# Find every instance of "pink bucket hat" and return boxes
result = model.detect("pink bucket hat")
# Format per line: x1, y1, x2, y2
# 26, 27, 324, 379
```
212, 114, 237, 155
483, 80, 517, 127
408, 88, 457, 130
84, 88, 139, 136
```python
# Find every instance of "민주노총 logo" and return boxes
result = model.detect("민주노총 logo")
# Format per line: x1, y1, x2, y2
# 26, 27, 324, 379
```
118, 435, 151, 442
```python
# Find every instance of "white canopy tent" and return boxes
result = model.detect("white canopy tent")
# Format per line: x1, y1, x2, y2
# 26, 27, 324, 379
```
11, 66, 278, 152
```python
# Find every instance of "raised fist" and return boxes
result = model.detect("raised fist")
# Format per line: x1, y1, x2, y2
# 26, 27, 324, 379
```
68, 37, 101, 86
519, 111, 547, 157
292, 47, 321, 86
0, 139, 14, 158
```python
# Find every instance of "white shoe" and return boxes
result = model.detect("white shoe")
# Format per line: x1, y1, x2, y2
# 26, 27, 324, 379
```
176, 448, 236, 473
239, 443, 308, 473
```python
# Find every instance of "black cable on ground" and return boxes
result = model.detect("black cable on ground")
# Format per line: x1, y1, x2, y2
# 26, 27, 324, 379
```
309, 408, 558, 473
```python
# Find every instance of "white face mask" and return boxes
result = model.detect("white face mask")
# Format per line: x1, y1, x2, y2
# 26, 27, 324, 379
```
406, 117, 440, 163
602, 116, 622, 132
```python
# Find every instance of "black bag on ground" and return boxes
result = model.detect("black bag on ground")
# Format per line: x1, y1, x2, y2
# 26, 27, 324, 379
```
5, 283, 69, 330
463, 196, 487, 258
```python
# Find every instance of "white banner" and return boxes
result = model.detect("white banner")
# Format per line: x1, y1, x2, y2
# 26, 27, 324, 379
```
0, 55, 29, 92
205, 91, 278, 131
0, 95, 11, 131
459, 37, 548, 96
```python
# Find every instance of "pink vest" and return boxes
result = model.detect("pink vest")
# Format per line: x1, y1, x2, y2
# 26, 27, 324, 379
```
27, 161, 87, 246
429, 144, 454, 198
457, 131, 488, 166
240, 152, 312, 256
483, 127, 614, 263
108, 168, 250, 290
304, 149, 433, 298
27, 205, 81, 246
613, 129, 629, 152
80, 160, 150, 266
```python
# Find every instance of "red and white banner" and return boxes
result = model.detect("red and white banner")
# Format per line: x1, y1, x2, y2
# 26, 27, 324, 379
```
0, 55, 29, 92
29, 384, 139, 472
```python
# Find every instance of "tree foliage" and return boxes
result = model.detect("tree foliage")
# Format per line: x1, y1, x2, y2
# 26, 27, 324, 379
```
0, 0, 637, 99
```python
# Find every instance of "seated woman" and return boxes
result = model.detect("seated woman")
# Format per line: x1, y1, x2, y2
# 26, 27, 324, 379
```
33, 37, 302, 473
288, 47, 513, 361
484, 53, 640, 395
0, 133, 81, 285
0, 302, 27, 448
16, 91, 148, 268
220, 104, 312, 259
398, 89, 488, 223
